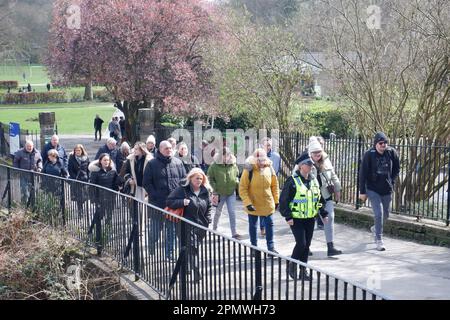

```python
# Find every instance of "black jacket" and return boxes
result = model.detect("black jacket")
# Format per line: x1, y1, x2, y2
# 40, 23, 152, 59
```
68, 154, 90, 181
359, 147, 400, 195
143, 152, 187, 208
166, 185, 212, 227
94, 117, 104, 129
89, 161, 124, 191
42, 142, 68, 170
279, 171, 327, 221
176, 153, 201, 173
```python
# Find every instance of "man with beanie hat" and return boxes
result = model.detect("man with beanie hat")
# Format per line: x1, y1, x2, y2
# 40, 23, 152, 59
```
359, 132, 400, 251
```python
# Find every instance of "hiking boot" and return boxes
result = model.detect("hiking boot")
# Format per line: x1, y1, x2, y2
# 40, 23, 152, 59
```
376, 240, 386, 251
327, 242, 342, 256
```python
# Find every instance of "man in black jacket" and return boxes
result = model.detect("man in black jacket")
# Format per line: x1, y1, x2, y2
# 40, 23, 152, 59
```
94, 114, 104, 141
143, 140, 187, 260
359, 132, 400, 251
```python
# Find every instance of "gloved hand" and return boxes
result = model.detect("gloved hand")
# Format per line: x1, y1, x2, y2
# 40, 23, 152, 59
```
246, 204, 256, 212
319, 208, 329, 219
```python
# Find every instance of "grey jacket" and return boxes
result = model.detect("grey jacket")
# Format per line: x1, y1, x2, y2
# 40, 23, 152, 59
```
13, 148, 43, 172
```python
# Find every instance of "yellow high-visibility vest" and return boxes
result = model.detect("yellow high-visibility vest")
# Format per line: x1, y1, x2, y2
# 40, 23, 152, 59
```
289, 175, 322, 219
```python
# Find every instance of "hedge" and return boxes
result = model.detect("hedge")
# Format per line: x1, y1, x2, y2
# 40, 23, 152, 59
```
0, 91, 67, 104
93, 89, 113, 102
0, 81, 19, 89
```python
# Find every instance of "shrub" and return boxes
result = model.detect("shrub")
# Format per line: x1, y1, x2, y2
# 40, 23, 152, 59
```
93, 89, 113, 102
0, 81, 19, 89
0, 91, 68, 104
67, 90, 84, 103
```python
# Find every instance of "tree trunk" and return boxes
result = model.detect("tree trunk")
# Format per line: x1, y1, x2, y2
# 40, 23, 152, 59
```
84, 81, 93, 101
115, 100, 145, 144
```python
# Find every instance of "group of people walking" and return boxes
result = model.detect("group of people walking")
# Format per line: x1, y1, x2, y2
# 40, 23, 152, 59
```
13, 130, 399, 282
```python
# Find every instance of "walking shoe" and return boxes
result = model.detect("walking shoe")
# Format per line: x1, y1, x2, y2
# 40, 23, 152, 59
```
370, 225, 376, 242
260, 228, 266, 236
327, 242, 343, 257
232, 234, 243, 240
288, 262, 297, 280
268, 248, 279, 255
376, 240, 386, 251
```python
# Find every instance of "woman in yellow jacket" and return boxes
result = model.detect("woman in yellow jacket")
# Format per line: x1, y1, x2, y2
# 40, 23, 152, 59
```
239, 149, 279, 253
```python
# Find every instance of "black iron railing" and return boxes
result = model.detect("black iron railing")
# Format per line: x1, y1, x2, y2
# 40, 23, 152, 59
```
0, 164, 389, 300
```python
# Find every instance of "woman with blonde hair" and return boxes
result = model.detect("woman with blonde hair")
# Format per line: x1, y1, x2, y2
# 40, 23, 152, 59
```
239, 148, 279, 253
166, 168, 214, 282
120, 141, 152, 201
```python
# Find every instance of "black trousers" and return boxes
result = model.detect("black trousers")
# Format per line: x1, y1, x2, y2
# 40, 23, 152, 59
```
95, 128, 102, 140
290, 218, 315, 263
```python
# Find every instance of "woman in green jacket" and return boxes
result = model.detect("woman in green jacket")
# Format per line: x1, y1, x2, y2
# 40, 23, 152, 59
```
207, 147, 242, 239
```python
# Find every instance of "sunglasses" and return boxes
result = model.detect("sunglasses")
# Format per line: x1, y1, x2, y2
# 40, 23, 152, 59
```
377, 141, 387, 145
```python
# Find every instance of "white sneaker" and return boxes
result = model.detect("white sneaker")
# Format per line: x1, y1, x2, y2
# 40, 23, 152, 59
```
370, 226, 376, 242
376, 240, 386, 251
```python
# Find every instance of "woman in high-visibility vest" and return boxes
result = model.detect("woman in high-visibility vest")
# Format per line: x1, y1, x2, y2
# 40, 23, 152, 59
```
279, 152, 328, 281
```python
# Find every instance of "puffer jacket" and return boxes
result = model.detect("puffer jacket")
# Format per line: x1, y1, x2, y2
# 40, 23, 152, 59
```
239, 156, 279, 216
43, 159, 67, 177
89, 160, 123, 191
207, 153, 239, 196
166, 184, 212, 227
311, 152, 342, 200
42, 142, 68, 170
142, 151, 187, 209
13, 147, 43, 172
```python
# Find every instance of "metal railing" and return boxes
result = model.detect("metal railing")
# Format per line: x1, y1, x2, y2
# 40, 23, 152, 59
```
151, 128, 450, 225
0, 164, 389, 300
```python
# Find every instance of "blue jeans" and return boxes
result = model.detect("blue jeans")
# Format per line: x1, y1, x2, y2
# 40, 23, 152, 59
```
148, 217, 176, 258
367, 190, 392, 241
248, 214, 274, 250
213, 193, 237, 236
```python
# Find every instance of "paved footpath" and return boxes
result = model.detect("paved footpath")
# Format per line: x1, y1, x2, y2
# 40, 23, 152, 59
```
59, 135, 450, 300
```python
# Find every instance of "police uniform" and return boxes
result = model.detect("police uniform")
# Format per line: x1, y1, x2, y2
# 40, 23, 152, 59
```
279, 153, 327, 280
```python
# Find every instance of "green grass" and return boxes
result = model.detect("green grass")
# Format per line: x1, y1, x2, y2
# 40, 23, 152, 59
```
0, 65, 50, 86
0, 102, 116, 134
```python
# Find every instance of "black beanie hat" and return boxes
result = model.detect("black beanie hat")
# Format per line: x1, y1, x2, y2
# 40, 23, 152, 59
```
373, 132, 388, 145
295, 152, 314, 166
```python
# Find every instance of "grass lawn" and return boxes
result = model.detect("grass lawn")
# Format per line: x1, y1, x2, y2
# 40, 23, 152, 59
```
0, 65, 50, 86
0, 102, 116, 134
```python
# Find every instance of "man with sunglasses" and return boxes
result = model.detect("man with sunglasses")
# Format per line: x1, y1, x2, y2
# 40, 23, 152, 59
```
359, 132, 400, 251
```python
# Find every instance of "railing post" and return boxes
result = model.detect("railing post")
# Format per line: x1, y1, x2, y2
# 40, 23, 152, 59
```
132, 199, 140, 281
355, 135, 363, 210
7, 166, 11, 214
179, 221, 187, 300
253, 250, 262, 300
60, 178, 66, 226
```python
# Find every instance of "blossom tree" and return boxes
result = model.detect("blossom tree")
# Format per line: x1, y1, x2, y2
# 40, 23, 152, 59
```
46, 0, 219, 142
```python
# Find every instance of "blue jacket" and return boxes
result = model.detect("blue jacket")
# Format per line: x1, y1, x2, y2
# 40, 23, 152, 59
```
267, 150, 281, 176
95, 144, 119, 167
143, 152, 187, 209
42, 142, 68, 170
